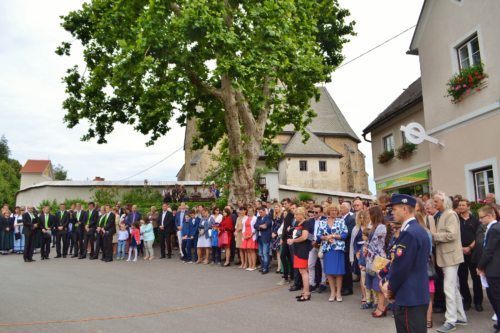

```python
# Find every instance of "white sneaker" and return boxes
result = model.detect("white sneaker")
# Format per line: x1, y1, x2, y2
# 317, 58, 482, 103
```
133, 258, 137, 262
493, 314, 498, 321
126, 259, 131, 262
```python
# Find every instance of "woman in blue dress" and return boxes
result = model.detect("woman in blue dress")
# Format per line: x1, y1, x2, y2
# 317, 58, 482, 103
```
317, 205, 348, 302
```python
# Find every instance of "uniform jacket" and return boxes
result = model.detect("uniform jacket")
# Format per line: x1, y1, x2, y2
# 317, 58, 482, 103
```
73, 210, 87, 230
22, 212, 38, 235
386, 219, 430, 307
39, 213, 56, 233
433, 209, 464, 267
104, 212, 116, 235
478, 221, 500, 278
86, 209, 99, 229
55, 210, 70, 229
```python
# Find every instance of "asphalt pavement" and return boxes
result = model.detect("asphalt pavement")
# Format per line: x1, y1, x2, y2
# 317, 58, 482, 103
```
0, 251, 496, 333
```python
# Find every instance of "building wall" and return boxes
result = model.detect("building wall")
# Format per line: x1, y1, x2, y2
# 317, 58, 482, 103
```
429, 112, 500, 200
20, 174, 52, 190
370, 103, 431, 184
416, 0, 500, 200
280, 157, 340, 190
418, 0, 500, 130
323, 137, 369, 193
16, 185, 203, 208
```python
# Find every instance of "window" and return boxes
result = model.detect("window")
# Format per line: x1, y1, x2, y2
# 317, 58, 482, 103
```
473, 167, 495, 201
319, 161, 327, 172
299, 160, 308, 171
401, 131, 407, 144
457, 34, 481, 70
383, 134, 395, 152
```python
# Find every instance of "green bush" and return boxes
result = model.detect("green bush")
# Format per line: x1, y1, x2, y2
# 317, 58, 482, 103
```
298, 192, 314, 202
90, 187, 119, 205
122, 187, 162, 205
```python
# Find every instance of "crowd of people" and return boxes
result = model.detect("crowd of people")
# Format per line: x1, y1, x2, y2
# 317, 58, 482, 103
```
1, 191, 499, 333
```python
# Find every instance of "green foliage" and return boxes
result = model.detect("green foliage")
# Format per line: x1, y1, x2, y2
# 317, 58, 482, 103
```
57, 0, 355, 202
396, 143, 417, 160
0, 135, 21, 208
378, 150, 394, 164
53, 164, 68, 180
0, 135, 10, 161
89, 187, 119, 205
37, 199, 58, 213
122, 187, 162, 205
446, 63, 487, 103
298, 192, 314, 202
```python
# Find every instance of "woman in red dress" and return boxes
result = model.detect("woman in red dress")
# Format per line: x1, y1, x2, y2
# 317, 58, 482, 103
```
287, 207, 313, 302
219, 207, 234, 266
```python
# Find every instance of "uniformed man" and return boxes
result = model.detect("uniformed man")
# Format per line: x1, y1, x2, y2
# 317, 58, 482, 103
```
54, 203, 70, 258
102, 205, 116, 262
72, 203, 87, 258
22, 206, 38, 262
39, 206, 55, 260
380, 194, 431, 333
93, 206, 107, 260
83, 202, 99, 259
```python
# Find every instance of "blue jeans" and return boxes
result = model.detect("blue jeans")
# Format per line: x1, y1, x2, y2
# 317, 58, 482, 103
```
258, 239, 270, 271
192, 237, 198, 261
117, 240, 126, 258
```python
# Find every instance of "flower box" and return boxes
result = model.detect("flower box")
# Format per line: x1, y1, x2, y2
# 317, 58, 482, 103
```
446, 63, 487, 103
396, 143, 417, 160
378, 150, 394, 164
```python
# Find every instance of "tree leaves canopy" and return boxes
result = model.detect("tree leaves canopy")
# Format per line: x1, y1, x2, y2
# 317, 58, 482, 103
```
58, 0, 355, 150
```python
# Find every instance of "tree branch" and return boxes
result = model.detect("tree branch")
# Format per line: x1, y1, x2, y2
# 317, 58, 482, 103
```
187, 71, 222, 99
234, 89, 256, 132
257, 75, 272, 131
170, 3, 181, 16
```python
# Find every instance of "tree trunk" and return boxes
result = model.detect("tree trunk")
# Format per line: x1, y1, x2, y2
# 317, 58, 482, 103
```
220, 74, 260, 206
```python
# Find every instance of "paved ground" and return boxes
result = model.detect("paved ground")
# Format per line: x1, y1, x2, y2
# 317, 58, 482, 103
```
0, 250, 496, 333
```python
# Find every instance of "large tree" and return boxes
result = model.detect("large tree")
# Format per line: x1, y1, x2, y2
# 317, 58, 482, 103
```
57, 0, 354, 204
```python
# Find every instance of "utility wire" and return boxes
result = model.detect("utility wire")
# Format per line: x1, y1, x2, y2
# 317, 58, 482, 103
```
118, 146, 183, 181
336, 25, 417, 70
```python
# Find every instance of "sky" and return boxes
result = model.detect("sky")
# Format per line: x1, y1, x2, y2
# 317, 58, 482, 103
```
0, 0, 424, 194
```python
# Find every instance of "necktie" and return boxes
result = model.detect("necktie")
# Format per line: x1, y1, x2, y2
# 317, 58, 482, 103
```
45, 215, 49, 229
86, 210, 92, 225
77, 211, 81, 221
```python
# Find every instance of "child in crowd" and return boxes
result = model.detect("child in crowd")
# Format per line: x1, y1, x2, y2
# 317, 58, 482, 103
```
116, 223, 128, 260
138, 219, 145, 256
127, 221, 141, 262
211, 221, 221, 264
360, 227, 376, 309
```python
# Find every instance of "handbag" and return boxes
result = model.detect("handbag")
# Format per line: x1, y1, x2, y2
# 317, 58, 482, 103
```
427, 256, 437, 278
317, 247, 324, 259
218, 231, 229, 247
15, 232, 21, 240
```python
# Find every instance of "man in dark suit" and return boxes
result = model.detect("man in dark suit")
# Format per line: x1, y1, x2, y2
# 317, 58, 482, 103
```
39, 205, 55, 260
22, 206, 38, 262
158, 203, 175, 258
72, 203, 86, 258
255, 207, 272, 274
340, 202, 356, 295
55, 203, 70, 258
83, 202, 98, 259
93, 207, 107, 260
102, 204, 116, 262
477, 205, 500, 333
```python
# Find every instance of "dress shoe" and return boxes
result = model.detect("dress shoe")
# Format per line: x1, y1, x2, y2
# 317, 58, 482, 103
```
105, 259, 112, 262
55, 255, 62, 258
29, 259, 35, 262
79, 256, 86, 259
63, 255, 67, 258
24, 258, 29, 262
44, 257, 50, 260
261, 270, 269, 275
71, 255, 78, 258
289, 285, 301, 292
341, 289, 353, 296
475, 304, 483, 312
317, 284, 327, 293
463, 303, 471, 311
160, 255, 166, 259
89, 256, 96, 260
309, 284, 318, 293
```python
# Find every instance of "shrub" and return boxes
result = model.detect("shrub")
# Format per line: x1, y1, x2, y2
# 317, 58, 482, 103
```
396, 143, 417, 160
378, 150, 394, 164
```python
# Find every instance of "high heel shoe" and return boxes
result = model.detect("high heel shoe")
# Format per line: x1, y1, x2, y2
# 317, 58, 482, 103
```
372, 307, 387, 318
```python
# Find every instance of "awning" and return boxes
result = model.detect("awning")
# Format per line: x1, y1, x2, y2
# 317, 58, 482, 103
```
376, 169, 429, 191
